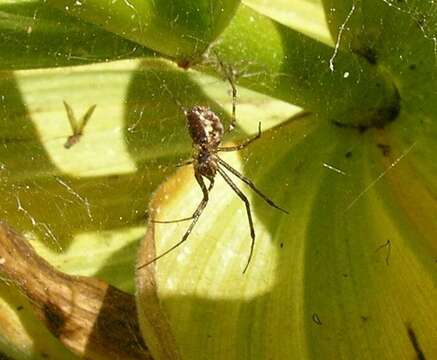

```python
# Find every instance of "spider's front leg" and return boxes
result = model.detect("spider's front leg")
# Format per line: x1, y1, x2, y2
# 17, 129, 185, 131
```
218, 122, 262, 152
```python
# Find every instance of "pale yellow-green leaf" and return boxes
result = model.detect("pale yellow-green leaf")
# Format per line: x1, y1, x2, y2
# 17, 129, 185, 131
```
244, 0, 332, 44
137, 112, 437, 359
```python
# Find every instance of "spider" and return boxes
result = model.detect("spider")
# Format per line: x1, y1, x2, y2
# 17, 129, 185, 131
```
63, 101, 96, 149
139, 61, 288, 273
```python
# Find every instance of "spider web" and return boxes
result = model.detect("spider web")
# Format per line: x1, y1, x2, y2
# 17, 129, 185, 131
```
0, 0, 435, 292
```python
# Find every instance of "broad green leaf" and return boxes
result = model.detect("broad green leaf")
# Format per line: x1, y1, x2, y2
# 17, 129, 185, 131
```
207, 4, 399, 127
322, 0, 436, 119
134, 3, 436, 359
0, 0, 436, 359
3, 0, 398, 129
137, 111, 437, 359
47, 0, 242, 60
0, 0, 153, 70
244, 0, 332, 44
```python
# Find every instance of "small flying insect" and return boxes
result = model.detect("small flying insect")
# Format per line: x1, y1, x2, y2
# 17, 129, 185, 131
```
63, 101, 96, 149
139, 62, 288, 273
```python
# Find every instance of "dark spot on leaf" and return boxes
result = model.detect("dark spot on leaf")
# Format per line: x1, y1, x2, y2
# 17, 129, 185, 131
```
342, 273, 348, 278
377, 143, 391, 157
358, 125, 368, 134
406, 324, 426, 360
356, 47, 378, 65
360, 315, 369, 322
177, 59, 191, 69
0, 351, 15, 360
16, 305, 23, 311
409, 64, 417, 70
345, 151, 352, 158
280, 242, 284, 248
374, 89, 401, 128
332, 121, 370, 133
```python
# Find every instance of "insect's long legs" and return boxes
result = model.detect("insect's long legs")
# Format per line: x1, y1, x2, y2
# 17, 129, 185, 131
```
217, 157, 289, 214
138, 173, 211, 269
218, 122, 261, 152
217, 167, 255, 273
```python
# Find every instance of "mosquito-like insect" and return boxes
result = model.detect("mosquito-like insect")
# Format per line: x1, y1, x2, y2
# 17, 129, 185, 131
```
138, 61, 288, 273
63, 101, 96, 149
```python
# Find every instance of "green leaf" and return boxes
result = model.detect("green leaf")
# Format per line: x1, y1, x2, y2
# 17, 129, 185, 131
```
135, 2, 437, 359
136, 113, 437, 359
0, 0, 153, 70
47, 0, 242, 60
0, 0, 436, 359
201, 4, 399, 128
245, 0, 332, 44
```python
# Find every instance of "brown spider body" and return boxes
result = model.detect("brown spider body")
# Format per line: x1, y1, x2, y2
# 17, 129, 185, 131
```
186, 106, 224, 148
186, 106, 223, 179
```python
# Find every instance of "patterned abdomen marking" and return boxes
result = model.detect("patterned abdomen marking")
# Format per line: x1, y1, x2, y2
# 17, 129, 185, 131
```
186, 106, 224, 148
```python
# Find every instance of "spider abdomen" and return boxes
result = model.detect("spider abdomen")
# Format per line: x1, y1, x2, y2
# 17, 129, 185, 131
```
186, 106, 224, 148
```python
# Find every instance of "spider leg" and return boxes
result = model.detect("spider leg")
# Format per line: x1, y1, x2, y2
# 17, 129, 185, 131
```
218, 122, 261, 152
217, 167, 254, 274
213, 50, 237, 131
207, 177, 215, 191
138, 172, 211, 269
217, 157, 289, 214
152, 176, 214, 224
176, 159, 194, 168
152, 216, 194, 224
226, 67, 237, 131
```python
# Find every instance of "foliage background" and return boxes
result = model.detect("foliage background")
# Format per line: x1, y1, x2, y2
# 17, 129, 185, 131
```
0, 0, 436, 359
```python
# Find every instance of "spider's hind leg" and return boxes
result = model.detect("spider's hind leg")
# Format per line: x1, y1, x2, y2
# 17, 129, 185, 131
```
152, 175, 214, 224
217, 166, 255, 274
138, 172, 212, 269
217, 157, 288, 214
